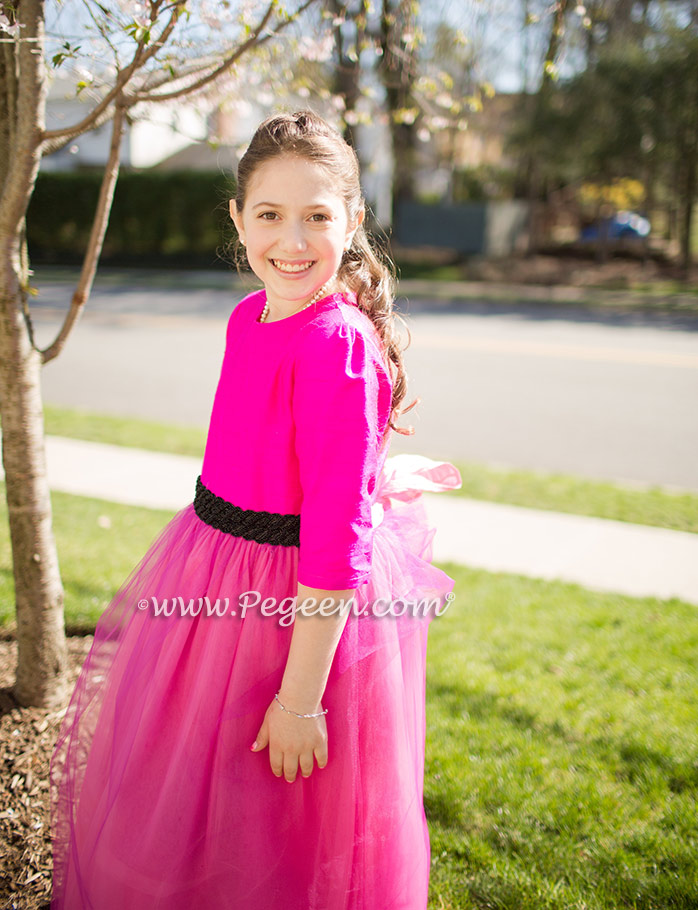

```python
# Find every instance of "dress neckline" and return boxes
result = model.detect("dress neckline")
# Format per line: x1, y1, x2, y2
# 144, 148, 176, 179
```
252, 291, 344, 327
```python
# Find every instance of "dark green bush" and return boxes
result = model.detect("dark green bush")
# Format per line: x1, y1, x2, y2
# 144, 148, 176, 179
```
27, 169, 237, 267
452, 165, 519, 202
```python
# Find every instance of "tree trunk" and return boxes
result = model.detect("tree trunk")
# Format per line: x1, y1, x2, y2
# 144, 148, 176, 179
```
0, 256, 69, 708
331, 0, 365, 148
595, 195, 613, 264
526, 0, 574, 255
0, 0, 314, 708
679, 163, 695, 276
524, 135, 541, 256
641, 159, 656, 266
0, 0, 69, 707
378, 0, 418, 227
389, 121, 417, 216
678, 64, 698, 277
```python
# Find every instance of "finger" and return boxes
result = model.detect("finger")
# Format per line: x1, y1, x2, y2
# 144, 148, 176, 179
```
299, 752, 315, 778
283, 753, 299, 784
269, 745, 284, 778
314, 742, 328, 770
251, 720, 269, 752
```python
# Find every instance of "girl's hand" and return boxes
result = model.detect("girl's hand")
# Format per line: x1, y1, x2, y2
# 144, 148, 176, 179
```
251, 696, 328, 782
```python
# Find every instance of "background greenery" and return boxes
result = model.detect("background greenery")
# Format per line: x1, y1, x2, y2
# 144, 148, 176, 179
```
28, 170, 237, 267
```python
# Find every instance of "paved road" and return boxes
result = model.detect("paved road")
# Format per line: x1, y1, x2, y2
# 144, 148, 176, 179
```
32, 272, 698, 492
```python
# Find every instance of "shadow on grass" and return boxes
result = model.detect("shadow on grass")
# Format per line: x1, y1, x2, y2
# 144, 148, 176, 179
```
424, 788, 463, 828
428, 679, 541, 733
428, 679, 698, 796
615, 741, 698, 794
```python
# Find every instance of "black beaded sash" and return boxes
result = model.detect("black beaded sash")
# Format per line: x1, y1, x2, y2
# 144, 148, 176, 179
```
193, 475, 300, 547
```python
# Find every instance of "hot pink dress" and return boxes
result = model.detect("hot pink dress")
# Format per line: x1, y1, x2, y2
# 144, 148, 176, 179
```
49, 288, 461, 909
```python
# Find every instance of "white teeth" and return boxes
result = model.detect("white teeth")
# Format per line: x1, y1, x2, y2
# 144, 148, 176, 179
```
272, 260, 313, 273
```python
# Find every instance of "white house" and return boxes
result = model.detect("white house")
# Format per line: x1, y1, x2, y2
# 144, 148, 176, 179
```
41, 77, 208, 172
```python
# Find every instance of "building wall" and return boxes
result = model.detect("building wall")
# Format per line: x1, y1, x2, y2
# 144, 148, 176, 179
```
394, 199, 529, 256
42, 80, 207, 172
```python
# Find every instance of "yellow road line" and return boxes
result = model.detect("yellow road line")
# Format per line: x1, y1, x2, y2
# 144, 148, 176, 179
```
409, 333, 698, 369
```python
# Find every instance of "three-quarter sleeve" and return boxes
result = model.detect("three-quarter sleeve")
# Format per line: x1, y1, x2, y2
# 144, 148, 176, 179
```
292, 318, 391, 590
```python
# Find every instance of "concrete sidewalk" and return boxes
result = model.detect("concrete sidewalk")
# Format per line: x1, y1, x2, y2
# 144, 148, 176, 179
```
33, 266, 698, 313
3, 435, 697, 606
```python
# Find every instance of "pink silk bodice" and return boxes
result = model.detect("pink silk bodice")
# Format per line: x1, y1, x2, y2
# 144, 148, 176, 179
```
200, 288, 393, 590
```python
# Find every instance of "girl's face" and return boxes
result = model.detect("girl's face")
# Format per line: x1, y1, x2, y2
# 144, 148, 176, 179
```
230, 154, 362, 312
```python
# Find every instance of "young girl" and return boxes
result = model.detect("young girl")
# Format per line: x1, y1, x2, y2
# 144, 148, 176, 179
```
49, 110, 461, 909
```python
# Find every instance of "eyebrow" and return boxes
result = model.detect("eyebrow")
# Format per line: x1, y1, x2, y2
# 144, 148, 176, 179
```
251, 201, 334, 209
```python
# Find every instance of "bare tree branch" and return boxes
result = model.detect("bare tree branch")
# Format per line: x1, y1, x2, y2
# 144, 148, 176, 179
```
132, 0, 317, 105
43, 57, 222, 158
42, 102, 115, 156
542, 0, 574, 92
81, 0, 121, 73
41, 0, 317, 153
40, 0, 184, 149
40, 102, 125, 363
128, 56, 219, 95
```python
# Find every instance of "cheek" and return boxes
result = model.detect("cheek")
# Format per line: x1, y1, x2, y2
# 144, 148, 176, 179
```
245, 230, 270, 255
324, 225, 350, 250
243, 237, 268, 268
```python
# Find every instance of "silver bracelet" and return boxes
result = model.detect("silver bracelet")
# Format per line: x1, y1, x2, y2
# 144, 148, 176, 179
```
274, 691, 328, 718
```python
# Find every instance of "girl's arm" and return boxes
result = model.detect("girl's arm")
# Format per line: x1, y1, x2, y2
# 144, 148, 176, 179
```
278, 582, 354, 713
254, 321, 388, 780
250, 582, 355, 782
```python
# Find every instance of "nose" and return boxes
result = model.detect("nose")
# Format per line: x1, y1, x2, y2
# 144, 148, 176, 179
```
278, 219, 308, 253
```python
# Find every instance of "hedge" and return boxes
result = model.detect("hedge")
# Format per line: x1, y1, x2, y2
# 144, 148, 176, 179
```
27, 170, 237, 267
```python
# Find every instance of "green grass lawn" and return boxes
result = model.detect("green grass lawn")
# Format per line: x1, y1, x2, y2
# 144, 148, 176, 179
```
604, 279, 698, 297
425, 570, 698, 908
44, 404, 208, 459
0, 485, 695, 907
449, 461, 698, 534
43, 404, 698, 532
0, 484, 175, 630
396, 261, 468, 282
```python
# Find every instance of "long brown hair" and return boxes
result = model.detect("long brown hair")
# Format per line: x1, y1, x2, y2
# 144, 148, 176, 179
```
233, 110, 418, 443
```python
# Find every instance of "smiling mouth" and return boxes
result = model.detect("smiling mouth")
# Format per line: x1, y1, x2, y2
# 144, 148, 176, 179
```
271, 259, 315, 274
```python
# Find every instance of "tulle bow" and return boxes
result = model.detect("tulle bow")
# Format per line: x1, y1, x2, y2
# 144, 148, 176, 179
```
371, 454, 462, 528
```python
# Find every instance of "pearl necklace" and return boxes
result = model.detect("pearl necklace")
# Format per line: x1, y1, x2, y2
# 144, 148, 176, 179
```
258, 281, 331, 323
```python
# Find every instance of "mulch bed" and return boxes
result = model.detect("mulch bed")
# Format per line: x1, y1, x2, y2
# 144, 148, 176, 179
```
0, 637, 93, 910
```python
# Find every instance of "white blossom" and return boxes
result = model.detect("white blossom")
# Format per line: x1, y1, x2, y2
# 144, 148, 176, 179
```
0, 13, 22, 38
297, 32, 334, 63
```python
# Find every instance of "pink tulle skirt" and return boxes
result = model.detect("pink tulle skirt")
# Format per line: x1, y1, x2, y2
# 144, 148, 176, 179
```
49, 457, 460, 909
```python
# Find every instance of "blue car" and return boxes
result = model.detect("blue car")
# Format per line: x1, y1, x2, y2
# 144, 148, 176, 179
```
580, 210, 651, 243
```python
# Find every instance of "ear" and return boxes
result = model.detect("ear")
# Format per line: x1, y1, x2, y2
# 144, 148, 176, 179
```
229, 199, 245, 244
345, 208, 365, 250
